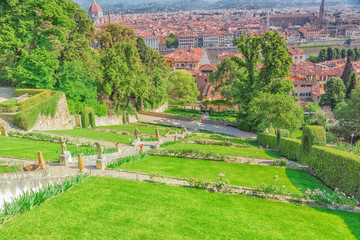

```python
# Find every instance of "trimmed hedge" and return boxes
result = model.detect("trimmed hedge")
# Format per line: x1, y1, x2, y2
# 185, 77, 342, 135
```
311, 146, 360, 199
238, 120, 251, 132
300, 125, 326, 165
81, 107, 95, 128
14, 92, 62, 130
0, 89, 52, 113
257, 133, 277, 149
279, 137, 301, 161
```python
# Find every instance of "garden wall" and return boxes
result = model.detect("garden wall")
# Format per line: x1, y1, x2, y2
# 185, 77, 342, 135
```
0, 169, 68, 208
30, 94, 73, 131
140, 111, 195, 121
71, 114, 138, 127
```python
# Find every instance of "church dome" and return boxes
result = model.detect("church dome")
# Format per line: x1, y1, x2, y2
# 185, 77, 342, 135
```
88, 0, 103, 14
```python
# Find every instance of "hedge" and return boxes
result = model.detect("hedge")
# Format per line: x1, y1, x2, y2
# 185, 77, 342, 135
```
0, 89, 52, 113
279, 137, 301, 161
257, 133, 277, 149
14, 92, 62, 130
311, 146, 360, 199
238, 120, 251, 132
81, 107, 95, 128
300, 125, 326, 165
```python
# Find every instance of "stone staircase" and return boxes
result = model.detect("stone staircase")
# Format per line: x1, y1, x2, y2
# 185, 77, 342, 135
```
0, 117, 26, 134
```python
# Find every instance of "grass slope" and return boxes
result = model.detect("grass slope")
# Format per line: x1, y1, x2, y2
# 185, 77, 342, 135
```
48, 128, 135, 144
0, 177, 359, 239
0, 136, 91, 162
165, 143, 280, 159
119, 155, 326, 192
186, 135, 260, 148
0, 165, 19, 173
99, 122, 179, 136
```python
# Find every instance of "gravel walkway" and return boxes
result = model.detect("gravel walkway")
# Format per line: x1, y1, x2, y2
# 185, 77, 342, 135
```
138, 114, 256, 138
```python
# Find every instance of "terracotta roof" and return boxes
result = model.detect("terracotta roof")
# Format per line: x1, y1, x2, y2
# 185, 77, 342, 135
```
165, 48, 203, 63
270, 14, 314, 18
200, 64, 217, 72
89, 0, 102, 14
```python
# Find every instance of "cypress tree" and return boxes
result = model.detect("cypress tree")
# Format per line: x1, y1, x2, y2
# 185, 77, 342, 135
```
341, 48, 347, 58
341, 57, 354, 89
346, 72, 358, 98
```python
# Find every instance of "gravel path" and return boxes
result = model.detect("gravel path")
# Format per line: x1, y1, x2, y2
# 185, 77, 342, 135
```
0, 87, 15, 103
138, 114, 256, 138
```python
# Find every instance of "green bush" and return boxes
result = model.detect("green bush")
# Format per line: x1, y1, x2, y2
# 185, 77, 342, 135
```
311, 146, 360, 199
276, 129, 290, 148
300, 125, 326, 165
279, 137, 301, 161
0, 89, 53, 113
257, 133, 277, 149
81, 107, 95, 128
238, 120, 251, 132
14, 92, 62, 130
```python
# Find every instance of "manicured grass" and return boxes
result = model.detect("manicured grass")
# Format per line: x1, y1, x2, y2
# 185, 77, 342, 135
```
186, 135, 260, 148
209, 115, 237, 122
292, 130, 303, 139
99, 122, 179, 136
0, 165, 19, 173
0, 136, 92, 162
165, 143, 280, 159
47, 128, 136, 144
1, 177, 359, 239
120, 155, 327, 192
164, 107, 202, 118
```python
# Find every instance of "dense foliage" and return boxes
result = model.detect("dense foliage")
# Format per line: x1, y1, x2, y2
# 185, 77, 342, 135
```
0, 2, 170, 117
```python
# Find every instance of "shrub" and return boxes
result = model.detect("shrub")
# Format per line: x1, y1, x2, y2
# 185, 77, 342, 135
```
107, 153, 147, 168
14, 92, 63, 130
257, 133, 277, 149
238, 120, 251, 132
304, 188, 359, 208
276, 129, 291, 148
310, 146, 360, 199
150, 148, 230, 161
273, 158, 288, 166
279, 137, 301, 161
81, 107, 95, 128
300, 125, 326, 165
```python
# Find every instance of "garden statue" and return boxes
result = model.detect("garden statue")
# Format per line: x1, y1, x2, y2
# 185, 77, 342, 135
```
38, 152, 46, 169
78, 153, 85, 173
181, 127, 184, 134
115, 142, 121, 153
135, 127, 140, 140
155, 128, 161, 141
0, 125, 8, 136
166, 128, 169, 134
95, 142, 103, 159
59, 137, 67, 154
140, 144, 144, 153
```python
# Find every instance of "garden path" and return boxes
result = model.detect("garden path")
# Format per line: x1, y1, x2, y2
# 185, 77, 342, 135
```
138, 114, 256, 138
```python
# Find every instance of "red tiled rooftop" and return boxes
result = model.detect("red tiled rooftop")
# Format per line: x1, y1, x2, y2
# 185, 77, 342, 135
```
89, 0, 102, 14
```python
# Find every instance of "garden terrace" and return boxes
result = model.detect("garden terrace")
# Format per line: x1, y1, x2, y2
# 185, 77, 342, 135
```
98, 122, 181, 136
0, 135, 102, 162
0, 177, 359, 239
185, 135, 260, 148
164, 142, 280, 159
114, 155, 327, 193
163, 107, 202, 118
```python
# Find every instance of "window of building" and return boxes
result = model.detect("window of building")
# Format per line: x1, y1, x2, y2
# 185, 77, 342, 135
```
294, 85, 297, 87
301, 85, 306, 87
300, 93, 305, 96
307, 85, 312, 87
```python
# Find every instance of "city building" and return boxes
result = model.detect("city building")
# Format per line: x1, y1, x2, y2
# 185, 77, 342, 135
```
144, 37, 159, 50
288, 47, 306, 63
88, 0, 104, 24
269, 14, 317, 28
164, 48, 203, 70
178, 32, 198, 49
203, 34, 219, 48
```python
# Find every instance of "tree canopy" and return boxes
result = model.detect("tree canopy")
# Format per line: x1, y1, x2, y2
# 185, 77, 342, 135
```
320, 77, 345, 110
168, 70, 199, 104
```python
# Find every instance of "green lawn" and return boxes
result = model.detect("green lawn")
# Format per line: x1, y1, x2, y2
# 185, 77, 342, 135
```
99, 122, 179, 136
209, 115, 237, 122
0, 136, 92, 162
1, 177, 359, 239
119, 155, 326, 192
0, 165, 19, 173
164, 108, 202, 118
186, 135, 260, 148
47, 128, 136, 144
165, 143, 280, 159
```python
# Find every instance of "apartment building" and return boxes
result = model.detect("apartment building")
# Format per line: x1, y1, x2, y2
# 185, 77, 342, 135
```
203, 34, 219, 48
144, 37, 159, 50
178, 32, 198, 49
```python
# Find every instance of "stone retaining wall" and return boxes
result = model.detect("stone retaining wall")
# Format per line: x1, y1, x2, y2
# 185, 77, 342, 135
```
0, 169, 69, 208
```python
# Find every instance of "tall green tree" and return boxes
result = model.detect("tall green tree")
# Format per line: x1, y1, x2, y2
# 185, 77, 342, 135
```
0, 0, 94, 88
327, 47, 336, 60
354, 47, 360, 61
211, 31, 293, 117
341, 48, 347, 58
101, 42, 147, 111
247, 93, 304, 133
345, 72, 358, 99
347, 48, 355, 61
317, 48, 327, 62
341, 57, 354, 88
168, 70, 199, 104
97, 23, 136, 53
335, 47, 341, 59
320, 77, 345, 110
